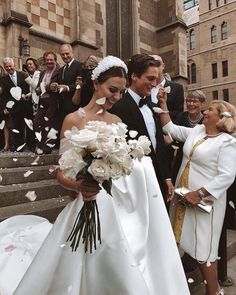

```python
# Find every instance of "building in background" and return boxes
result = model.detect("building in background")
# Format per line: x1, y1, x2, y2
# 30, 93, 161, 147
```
184, 0, 236, 106
0, 0, 187, 85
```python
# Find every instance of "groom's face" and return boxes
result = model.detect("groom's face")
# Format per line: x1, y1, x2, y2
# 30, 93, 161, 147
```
132, 66, 160, 97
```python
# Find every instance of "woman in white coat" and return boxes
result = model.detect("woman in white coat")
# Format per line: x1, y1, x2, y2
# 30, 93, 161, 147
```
158, 90, 236, 295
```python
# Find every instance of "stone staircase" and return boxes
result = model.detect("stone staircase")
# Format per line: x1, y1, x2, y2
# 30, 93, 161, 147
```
0, 152, 70, 222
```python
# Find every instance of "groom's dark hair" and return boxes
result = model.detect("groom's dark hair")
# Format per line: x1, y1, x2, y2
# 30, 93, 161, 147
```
127, 54, 160, 85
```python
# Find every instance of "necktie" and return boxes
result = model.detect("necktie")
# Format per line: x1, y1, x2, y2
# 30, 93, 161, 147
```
139, 97, 149, 108
10, 74, 17, 86
62, 63, 69, 80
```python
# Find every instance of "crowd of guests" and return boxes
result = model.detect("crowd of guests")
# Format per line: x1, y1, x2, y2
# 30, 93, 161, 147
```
1, 49, 236, 294
0, 44, 98, 154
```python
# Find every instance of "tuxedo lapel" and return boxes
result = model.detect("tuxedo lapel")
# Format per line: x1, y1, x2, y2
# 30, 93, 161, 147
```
6, 75, 16, 88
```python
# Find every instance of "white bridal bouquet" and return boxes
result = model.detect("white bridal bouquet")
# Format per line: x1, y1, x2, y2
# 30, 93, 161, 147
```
59, 121, 151, 253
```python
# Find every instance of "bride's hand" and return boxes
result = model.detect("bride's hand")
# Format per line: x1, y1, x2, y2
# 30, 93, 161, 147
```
76, 179, 101, 200
157, 88, 167, 106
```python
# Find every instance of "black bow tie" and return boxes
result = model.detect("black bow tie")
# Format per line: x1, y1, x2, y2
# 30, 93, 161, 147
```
139, 97, 149, 108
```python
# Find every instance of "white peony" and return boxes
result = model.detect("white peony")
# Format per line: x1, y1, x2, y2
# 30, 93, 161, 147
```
137, 136, 151, 155
88, 159, 111, 182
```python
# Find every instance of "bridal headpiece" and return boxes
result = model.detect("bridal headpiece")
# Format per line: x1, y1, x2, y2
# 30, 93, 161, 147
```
91, 55, 128, 80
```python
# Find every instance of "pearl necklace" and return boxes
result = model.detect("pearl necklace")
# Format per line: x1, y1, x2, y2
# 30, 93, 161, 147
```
205, 132, 222, 138
187, 113, 203, 128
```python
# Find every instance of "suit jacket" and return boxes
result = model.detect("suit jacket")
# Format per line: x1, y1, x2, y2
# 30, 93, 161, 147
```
55, 59, 82, 117
163, 80, 184, 122
1, 71, 30, 114
37, 65, 60, 97
110, 91, 171, 192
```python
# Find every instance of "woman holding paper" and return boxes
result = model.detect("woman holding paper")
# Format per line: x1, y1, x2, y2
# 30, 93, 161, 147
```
34, 51, 60, 154
157, 89, 236, 295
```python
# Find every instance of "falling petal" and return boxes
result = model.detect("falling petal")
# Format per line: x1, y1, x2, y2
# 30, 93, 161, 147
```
10, 86, 22, 101
24, 118, 34, 130
6, 101, 15, 108
47, 128, 58, 140
171, 145, 179, 150
0, 120, 5, 130
48, 167, 55, 174
5, 245, 17, 252
229, 201, 235, 209
60, 244, 66, 248
45, 127, 49, 131
153, 107, 168, 114
188, 278, 194, 283
44, 117, 49, 121
13, 158, 18, 162
12, 129, 20, 133
206, 261, 211, 267
129, 130, 138, 138
46, 143, 55, 148
96, 97, 106, 105
24, 170, 34, 177
31, 156, 40, 165
36, 148, 43, 155
35, 132, 42, 142
17, 143, 26, 151
59, 87, 63, 93
0, 174, 2, 182
40, 105, 44, 108
164, 86, 171, 93
25, 191, 37, 201
96, 109, 103, 115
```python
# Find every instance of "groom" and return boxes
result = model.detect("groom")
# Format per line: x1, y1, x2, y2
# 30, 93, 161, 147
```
110, 54, 174, 200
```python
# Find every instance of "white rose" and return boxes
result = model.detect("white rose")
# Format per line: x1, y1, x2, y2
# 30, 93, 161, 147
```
109, 162, 123, 179
88, 159, 111, 182
129, 145, 145, 161
69, 129, 97, 149
137, 136, 151, 155
120, 155, 133, 175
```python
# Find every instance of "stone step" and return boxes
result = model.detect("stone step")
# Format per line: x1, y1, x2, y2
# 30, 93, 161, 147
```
0, 195, 70, 223
0, 179, 68, 207
0, 152, 59, 168
0, 165, 57, 185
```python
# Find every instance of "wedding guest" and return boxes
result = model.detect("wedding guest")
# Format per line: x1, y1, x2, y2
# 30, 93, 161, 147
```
158, 90, 236, 295
34, 51, 60, 154
110, 53, 174, 200
24, 58, 41, 116
1, 57, 35, 152
12, 56, 190, 295
172, 90, 205, 183
51, 44, 82, 126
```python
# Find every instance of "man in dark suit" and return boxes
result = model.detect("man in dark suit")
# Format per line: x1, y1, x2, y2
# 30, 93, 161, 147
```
1, 57, 34, 152
150, 55, 184, 122
110, 54, 174, 200
51, 44, 82, 127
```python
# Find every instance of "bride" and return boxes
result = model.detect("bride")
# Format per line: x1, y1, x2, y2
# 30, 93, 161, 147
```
0, 56, 190, 295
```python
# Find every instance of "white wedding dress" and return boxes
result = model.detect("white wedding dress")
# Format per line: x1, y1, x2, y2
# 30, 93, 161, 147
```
0, 157, 190, 295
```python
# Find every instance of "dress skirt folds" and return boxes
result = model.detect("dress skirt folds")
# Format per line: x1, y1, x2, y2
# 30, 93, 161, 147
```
1, 157, 190, 295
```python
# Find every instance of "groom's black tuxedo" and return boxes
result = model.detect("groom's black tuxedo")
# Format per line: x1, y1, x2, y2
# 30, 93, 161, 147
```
110, 91, 171, 194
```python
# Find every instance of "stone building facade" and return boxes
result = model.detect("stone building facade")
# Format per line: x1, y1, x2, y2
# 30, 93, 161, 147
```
185, 0, 236, 106
0, 0, 187, 84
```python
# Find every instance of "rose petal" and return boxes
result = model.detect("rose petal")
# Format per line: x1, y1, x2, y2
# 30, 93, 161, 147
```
0, 120, 5, 130
31, 156, 40, 165
13, 158, 18, 162
96, 109, 103, 115
16, 143, 26, 151
164, 86, 171, 93
0, 174, 2, 182
229, 201, 235, 209
129, 130, 138, 138
96, 97, 106, 105
25, 191, 37, 201
24, 170, 33, 177
35, 132, 42, 142
24, 118, 34, 130
6, 101, 15, 108
44, 117, 49, 121
188, 278, 194, 283
12, 129, 20, 133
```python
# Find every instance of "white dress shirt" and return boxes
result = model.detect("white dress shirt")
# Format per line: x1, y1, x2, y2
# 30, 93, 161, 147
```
128, 88, 156, 150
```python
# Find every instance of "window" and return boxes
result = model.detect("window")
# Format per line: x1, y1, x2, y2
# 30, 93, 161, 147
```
209, 0, 212, 10
212, 63, 218, 79
223, 89, 229, 101
213, 91, 218, 100
211, 26, 217, 43
189, 29, 195, 50
191, 63, 196, 83
216, 0, 220, 7
187, 65, 190, 84
222, 60, 228, 77
184, 0, 199, 10
221, 22, 227, 40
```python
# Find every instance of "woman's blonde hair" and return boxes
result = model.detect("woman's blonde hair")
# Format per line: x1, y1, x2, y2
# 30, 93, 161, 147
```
212, 100, 236, 134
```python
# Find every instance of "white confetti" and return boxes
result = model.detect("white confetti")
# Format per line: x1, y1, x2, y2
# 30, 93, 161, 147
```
188, 278, 194, 284
31, 156, 40, 165
36, 148, 43, 155
47, 128, 58, 140
16, 143, 26, 151
0, 120, 5, 129
6, 101, 15, 108
44, 116, 49, 121
229, 201, 235, 209
13, 158, 18, 162
96, 109, 103, 115
46, 143, 55, 148
96, 97, 106, 105
12, 129, 20, 133
10, 86, 22, 101
45, 127, 49, 131
25, 191, 37, 201
35, 132, 42, 142
129, 130, 138, 138
24, 170, 33, 177
24, 118, 34, 130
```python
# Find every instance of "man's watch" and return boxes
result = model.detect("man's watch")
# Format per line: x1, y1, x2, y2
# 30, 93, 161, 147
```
198, 189, 205, 200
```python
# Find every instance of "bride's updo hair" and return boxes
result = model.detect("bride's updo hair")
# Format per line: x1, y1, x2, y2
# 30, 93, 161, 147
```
212, 100, 236, 134
91, 55, 128, 84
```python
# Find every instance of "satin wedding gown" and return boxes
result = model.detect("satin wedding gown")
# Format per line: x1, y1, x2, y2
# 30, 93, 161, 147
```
0, 155, 190, 295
